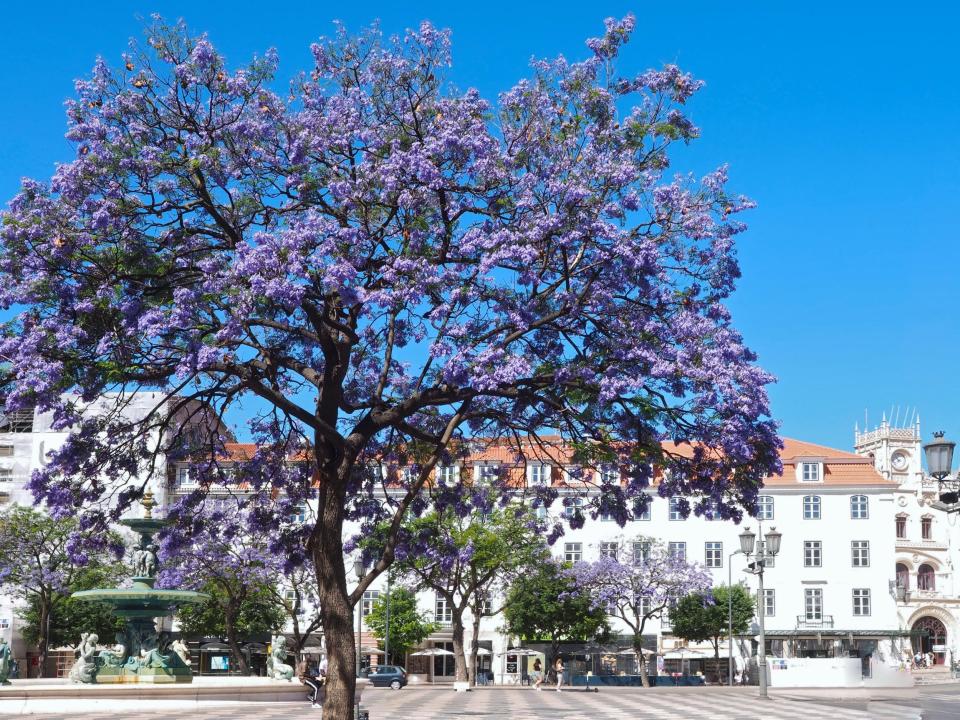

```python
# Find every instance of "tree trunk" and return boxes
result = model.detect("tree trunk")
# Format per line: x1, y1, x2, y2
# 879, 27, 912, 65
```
636, 646, 650, 688
37, 596, 49, 679
312, 467, 356, 720
450, 608, 469, 682
224, 604, 249, 675
469, 613, 482, 686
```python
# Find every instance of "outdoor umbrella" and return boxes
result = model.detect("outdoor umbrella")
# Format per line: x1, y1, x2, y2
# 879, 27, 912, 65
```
472, 647, 492, 656
361, 647, 386, 655
496, 647, 542, 656
410, 648, 455, 656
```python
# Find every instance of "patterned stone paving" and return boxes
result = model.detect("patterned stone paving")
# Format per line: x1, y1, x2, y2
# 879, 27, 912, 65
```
0, 685, 926, 719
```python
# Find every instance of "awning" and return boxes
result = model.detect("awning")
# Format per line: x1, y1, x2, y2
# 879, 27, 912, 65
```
762, 629, 912, 638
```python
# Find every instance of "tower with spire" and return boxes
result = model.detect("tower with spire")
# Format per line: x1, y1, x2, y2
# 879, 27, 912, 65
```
854, 410, 923, 486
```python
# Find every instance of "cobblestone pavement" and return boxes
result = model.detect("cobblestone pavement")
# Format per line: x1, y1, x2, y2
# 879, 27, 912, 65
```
2, 686, 925, 719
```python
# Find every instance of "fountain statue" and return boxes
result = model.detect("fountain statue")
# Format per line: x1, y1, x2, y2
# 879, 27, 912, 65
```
265, 635, 294, 681
0, 637, 11, 685
69, 491, 207, 684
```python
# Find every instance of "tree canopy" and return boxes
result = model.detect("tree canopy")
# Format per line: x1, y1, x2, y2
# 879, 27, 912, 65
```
365, 586, 437, 664
670, 584, 755, 666
0, 12, 780, 716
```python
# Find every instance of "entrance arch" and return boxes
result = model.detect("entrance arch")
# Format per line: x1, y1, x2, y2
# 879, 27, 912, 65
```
912, 616, 948, 665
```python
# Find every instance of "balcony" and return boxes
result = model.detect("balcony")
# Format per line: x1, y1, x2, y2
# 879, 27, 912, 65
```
796, 615, 834, 630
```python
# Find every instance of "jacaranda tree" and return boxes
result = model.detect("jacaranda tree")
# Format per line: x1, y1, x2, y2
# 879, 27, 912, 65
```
0, 13, 779, 717
567, 536, 713, 686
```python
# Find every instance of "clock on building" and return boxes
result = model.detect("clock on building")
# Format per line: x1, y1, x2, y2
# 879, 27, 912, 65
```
891, 452, 909, 472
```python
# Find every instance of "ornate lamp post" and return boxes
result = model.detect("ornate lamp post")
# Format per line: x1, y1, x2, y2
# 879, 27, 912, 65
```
739, 525, 782, 698
924, 432, 960, 508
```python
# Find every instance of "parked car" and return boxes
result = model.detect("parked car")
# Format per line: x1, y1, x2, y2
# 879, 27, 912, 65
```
363, 664, 408, 689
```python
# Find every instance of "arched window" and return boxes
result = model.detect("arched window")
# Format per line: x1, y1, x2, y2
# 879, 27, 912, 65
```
803, 495, 821, 520
850, 495, 869, 519
918, 563, 936, 591
896, 563, 909, 590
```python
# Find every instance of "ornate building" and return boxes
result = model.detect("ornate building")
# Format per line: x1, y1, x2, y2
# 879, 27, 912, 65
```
855, 417, 958, 669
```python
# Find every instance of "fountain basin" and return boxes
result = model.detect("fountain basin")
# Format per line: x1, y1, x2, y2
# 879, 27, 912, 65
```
0, 676, 370, 713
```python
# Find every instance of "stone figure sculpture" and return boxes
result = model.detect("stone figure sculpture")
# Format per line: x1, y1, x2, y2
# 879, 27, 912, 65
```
68, 632, 99, 684
0, 637, 11, 685
171, 639, 191, 667
99, 631, 129, 668
266, 635, 294, 681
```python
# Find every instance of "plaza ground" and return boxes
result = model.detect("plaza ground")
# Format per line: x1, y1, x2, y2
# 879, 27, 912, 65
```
3, 684, 953, 719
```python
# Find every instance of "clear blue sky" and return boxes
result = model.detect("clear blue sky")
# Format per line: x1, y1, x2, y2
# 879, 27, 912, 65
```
2, 1, 959, 452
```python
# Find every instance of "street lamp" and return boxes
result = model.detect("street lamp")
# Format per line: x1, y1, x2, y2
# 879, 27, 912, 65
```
923, 432, 960, 508
354, 559, 365, 678
738, 525, 782, 698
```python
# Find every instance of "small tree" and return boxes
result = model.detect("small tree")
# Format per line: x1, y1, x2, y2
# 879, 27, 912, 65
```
670, 584, 754, 679
176, 582, 286, 643
503, 558, 609, 668
568, 537, 712, 687
0, 507, 124, 676
264, 564, 324, 653
390, 500, 543, 684
366, 587, 437, 665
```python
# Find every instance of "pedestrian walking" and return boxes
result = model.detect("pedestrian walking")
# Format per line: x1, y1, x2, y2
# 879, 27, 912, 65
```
531, 658, 544, 690
554, 657, 565, 692
297, 658, 323, 709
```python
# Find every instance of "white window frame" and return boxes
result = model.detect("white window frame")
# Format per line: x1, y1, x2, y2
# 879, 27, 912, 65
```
757, 495, 774, 520
632, 541, 651, 565
668, 496, 684, 521
705, 541, 722, 568
851, 540, 869, 567
476, 463, 499, 483
803, 495, 821, 520
564, 542, 582, 563
362, 590, 380, 617
563, 496, 584, 520
0, 468, 11, 483
634, 495, 651, 521
803, 540, 822, 567
850, 495, 869, 519
437, 465, 459, 484
176, 465, 196, 488
668, 541, 686, 561
800, 462, 822, 482
599, 541, 618, 560
764, 588, 775, 617
527, 464, 550, 486
852, 588, 871, 616
599, 464, 620, 485
435, 595, 453, 624
804, 588, 823, 621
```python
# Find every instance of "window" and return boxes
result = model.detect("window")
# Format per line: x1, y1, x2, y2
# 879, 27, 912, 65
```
401, 466, 418, 484
535, 504, 548, 520
362, 590, 380, 617
852, 589, 871, 616
895, 516, 907, 539
175, 466, 195, 488
605, 598, 619, 616
284, 589, 297, 606
476, 463, 499, 483
850, 495, 868, 519
0, 469, 11, 483
639, 596, 652, 616
669, 497, 684, 521
564, 542, 582, 562
289, 504, 307, 523
634, 496, 651, 521
599, 541, 619, 559
896, 563, 909, 591
705, 541, 722, 568
435, 595, 452, 624
668, 542, 686, 561
802, 495, 821, 520
921, 517, 933, 540
0, 445, 12, 457
804, 588, 823, 621
632, 541, 651, 565
563, 497, 584, 520
0, 408, 33, 433
918, 564, 936, 591
528, 464, 550, 486
437, 465, 459, 483
803, 540, 822, 567
801, 462, 820, 482
763, 589, 775, 617
851, 541, 869, 567
703, 499, 720, 520
599, 464, 619, 484
369, 464, 384, 482
757, 495, 774, 520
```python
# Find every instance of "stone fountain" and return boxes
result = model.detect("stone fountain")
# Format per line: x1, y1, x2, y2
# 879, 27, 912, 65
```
69, 491, 207, 684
